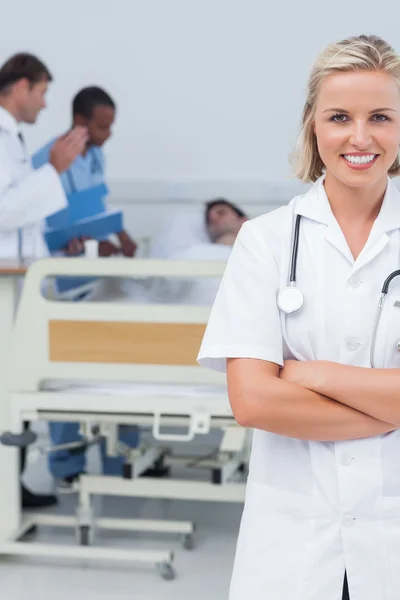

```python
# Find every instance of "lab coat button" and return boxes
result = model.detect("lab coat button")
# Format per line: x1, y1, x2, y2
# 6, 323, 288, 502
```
341, 455, 353, 467
342, 514, 355, 527
349, 276, 362, 288
346, 339, 360, 351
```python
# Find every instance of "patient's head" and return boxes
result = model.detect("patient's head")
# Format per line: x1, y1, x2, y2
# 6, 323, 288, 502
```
205, 199, 248, 244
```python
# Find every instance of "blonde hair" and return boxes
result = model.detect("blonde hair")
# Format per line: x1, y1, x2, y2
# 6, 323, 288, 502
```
291, 34, 400, 182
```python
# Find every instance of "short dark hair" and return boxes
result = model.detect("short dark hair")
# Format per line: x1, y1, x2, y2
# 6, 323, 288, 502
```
0, 53, 52, 93
205, 198, 247, 224
73, 87, 116, 119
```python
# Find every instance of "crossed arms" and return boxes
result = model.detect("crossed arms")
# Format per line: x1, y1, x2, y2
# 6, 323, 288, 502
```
227, 358, 399, 441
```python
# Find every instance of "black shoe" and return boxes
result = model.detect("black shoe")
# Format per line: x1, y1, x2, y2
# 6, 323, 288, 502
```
22, 484, 58, 508
141, 465, 170, 478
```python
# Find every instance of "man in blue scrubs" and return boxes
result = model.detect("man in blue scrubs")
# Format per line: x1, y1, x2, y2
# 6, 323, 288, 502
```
33, 87, 138, 488
33, 86, 137, 257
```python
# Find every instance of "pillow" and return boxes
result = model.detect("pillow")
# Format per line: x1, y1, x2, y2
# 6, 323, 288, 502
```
149, 211, 210, 258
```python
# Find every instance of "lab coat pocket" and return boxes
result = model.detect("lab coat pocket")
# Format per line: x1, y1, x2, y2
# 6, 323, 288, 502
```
246, 479, 313, 516
230, 480, 313, 599
382, 496, 400, 597
383, 496, 400, 518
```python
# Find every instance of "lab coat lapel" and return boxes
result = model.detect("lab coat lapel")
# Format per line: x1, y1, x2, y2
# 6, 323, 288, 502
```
296, 177, 354, 263
353, 179, 400, 273
352, 235, 389, 273
294, 182, 331, 360
324, 221, 354, 264
297, 177, 400, 271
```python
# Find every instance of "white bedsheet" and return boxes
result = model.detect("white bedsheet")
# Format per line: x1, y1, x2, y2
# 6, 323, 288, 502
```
41, 380, 227, 398
89, 242, 231, 305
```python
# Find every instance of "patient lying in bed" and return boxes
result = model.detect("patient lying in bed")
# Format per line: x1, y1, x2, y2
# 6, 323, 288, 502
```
48, 199, 247, 489
92, 198, 248, 305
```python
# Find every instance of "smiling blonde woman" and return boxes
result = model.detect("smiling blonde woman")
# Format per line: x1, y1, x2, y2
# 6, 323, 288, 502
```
199, 34, 400, 600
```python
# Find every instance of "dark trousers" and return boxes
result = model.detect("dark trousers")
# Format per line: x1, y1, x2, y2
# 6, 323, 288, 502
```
342, 573, 350, 600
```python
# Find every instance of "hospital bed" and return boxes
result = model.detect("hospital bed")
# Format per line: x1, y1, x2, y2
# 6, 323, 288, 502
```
0, 257, 247, 579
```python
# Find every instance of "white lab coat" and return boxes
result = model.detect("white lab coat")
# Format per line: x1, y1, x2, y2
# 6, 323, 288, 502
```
198, 176, 400, 600
0, 106, 66, 259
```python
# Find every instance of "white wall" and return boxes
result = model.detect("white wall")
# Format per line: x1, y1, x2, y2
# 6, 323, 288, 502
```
2, 0, 400, 230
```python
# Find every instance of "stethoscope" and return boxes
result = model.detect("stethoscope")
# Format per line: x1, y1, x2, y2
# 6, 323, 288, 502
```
66, 146, 103, 194
277, 213, 400, 368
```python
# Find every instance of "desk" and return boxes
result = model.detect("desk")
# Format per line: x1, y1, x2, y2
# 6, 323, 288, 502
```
0, 261, 28, 540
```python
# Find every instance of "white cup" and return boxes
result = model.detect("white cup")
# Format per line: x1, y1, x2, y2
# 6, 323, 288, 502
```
84, 239, 99, 258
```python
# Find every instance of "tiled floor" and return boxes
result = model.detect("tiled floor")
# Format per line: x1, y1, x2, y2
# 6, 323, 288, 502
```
1, 425, 243, 599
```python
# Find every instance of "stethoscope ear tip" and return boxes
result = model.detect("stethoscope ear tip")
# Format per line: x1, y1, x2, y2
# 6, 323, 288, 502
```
277, 285, 304, 314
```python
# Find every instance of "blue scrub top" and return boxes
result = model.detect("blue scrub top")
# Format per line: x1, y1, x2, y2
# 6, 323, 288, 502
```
32, 138, 105, 196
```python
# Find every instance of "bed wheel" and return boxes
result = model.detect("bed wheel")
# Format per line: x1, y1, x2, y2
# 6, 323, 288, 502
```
78, 525, 91, 546
156, 561, 176, 580
182, 533, 195, 550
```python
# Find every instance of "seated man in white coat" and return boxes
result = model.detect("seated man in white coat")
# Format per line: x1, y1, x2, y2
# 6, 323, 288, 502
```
0, 53, 87, 507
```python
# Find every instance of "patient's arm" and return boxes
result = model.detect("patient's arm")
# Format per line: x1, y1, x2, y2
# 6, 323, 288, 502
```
227, 358, 396, 441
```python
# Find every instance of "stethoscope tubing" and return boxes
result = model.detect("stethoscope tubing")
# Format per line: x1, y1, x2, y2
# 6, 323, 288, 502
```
66, 147, 103, 195
281, 212, 400, 368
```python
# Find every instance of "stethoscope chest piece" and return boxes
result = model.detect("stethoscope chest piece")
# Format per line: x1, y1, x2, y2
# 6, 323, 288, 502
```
277, 285, 304, 314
